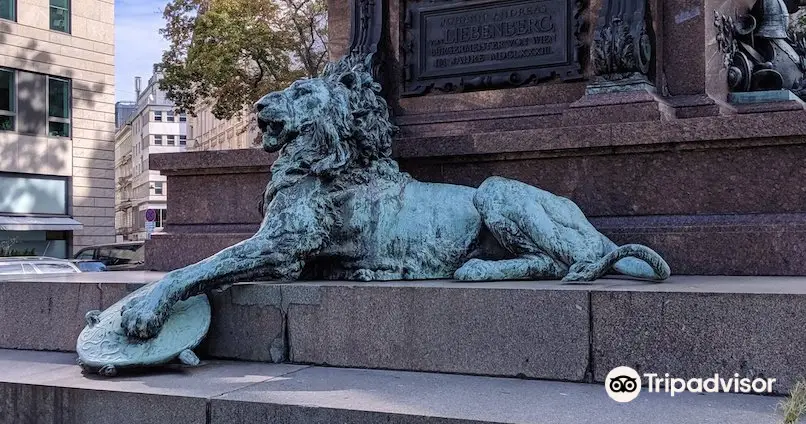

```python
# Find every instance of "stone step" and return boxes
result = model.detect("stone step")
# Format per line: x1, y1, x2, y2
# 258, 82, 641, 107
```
0, 349, 782, 424
1, 273, 804, 394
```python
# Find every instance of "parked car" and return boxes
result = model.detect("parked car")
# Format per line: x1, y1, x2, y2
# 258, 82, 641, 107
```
70, 260, 108, 272
0, 257, 82, 276
73, 241, 145, 271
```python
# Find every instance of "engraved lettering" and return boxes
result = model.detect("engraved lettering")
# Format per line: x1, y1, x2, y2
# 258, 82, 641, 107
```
403, 0, 580, 95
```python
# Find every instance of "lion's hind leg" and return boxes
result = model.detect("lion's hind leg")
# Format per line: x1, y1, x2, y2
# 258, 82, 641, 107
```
471, 176, 609, 282
455, 254, 566, 281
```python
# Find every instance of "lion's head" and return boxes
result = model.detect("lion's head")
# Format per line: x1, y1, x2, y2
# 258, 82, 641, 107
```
255, 54, 397, 177
256, 54, 404, 213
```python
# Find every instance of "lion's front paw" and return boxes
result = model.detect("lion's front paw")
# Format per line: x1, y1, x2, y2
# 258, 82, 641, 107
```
120, 295, 167, 340
454, 259, 493, 281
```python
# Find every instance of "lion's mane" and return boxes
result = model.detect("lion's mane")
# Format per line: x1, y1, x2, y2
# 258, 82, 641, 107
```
261, 54, 407, 214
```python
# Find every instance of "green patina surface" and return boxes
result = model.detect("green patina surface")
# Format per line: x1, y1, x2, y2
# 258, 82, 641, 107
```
79, 54, 670, 369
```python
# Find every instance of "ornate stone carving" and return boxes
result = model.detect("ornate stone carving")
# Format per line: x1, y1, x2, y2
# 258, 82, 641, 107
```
592, 0, 653, 83
76, 284, 210, 376
346, 0, 391, 93
715, 1, 806, 98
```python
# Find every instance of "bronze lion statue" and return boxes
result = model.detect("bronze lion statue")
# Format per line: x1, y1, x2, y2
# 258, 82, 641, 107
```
121, 54, 670, 339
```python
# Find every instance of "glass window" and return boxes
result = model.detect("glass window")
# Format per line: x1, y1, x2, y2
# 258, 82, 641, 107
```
154, 135, 163, 145
0, 175, 67, 214
166, 135, 175, 146
49, 0, 70, 33
156, 209, 167, 228
47, 77, 70, 137
179, 113, 187, 122
0, 0, 15, 21
98, 245, 141, 266
153, 182, 164, 195
0, 68, 14, 131
166, 110, 175, 122
0, 264, 23, 275
154, 111, 162, 121
75, 249, 95, 260
179, 135, 186, 146
35, 263, 78, 274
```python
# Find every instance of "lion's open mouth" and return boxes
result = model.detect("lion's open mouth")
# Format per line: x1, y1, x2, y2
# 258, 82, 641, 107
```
258, 117, 286, 137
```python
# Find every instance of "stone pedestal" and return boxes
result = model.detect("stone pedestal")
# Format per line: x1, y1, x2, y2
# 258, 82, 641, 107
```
145, 150, 272, 271
145, 0, 806, 276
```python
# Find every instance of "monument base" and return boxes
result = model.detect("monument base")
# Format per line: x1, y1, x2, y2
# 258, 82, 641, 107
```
2, 273, 805, 395
146, 104, 806, 276
0, 349, 779, 424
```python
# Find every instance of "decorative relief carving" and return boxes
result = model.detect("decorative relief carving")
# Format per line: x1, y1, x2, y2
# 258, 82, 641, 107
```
590, 0, 653, 87
714, 0, 806, 99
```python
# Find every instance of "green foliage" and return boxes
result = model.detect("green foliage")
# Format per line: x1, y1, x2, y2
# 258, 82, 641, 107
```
0, 238, 36, 257
159, 0, 328, 120
0, 248, 36, 257
780, 379, 806, 424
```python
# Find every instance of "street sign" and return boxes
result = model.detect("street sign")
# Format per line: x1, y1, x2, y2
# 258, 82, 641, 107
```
145, 209, 157, 222
145, 221, 156, 240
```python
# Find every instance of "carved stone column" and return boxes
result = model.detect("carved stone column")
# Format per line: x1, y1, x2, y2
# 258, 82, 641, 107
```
588, 0, 654, 93
345, 0, 396, 100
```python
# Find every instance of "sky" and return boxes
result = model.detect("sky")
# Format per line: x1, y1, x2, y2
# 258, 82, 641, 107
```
114, 0, 169, 102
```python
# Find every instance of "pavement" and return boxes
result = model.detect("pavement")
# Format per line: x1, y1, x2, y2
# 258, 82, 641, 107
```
0, 349, 784, 424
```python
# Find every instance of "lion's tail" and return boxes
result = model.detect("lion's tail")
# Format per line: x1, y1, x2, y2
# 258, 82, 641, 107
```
593, 242, 671, 281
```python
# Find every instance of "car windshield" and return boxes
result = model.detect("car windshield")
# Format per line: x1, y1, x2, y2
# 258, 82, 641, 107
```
98, 245, 144, 266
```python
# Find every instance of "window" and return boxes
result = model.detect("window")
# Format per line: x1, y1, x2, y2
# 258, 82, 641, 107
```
179, 113, 187, 122
0, 0, 15, 21
35, 263, 78, 274
0, 264, 23, 275
166, 135, 175, 146
75, 249, 96, 260
153, 181, 164, 195
179, 135, 187, 146
154, 134, 163, 145
0, 69, 14, 131
166, 110, 175, 122
0, 175, 67, 214
154, 111, 162, 122
98, 246, 141, 266
155, 209, 167, 228
49, 0, 70, 33
47, 76, 70, 137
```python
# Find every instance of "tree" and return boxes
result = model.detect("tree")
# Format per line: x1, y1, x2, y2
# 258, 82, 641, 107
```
159, 0, 328, 120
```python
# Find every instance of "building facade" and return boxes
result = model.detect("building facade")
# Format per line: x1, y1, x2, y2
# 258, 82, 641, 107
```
187, 103, 259, 151
115, 68, 187, 241
0, 0, 115, 258
114, 101, 136, 129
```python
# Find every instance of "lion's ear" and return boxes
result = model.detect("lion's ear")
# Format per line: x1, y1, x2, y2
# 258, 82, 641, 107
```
339, 71, 358, 89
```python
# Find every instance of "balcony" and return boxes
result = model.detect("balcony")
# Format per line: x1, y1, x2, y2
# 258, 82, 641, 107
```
115, 200, 132, 212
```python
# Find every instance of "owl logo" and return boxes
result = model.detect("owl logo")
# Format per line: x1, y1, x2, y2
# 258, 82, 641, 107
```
605, 366, 642, 402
